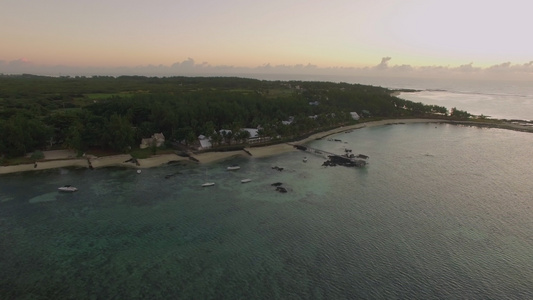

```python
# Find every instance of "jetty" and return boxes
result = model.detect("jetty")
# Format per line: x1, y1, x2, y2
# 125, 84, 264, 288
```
290, 144, 368, 167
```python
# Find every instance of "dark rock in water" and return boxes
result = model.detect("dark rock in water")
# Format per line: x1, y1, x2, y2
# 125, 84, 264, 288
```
271, 182, 283, 186
323, 155, 366, 168
276, 186, 287, 193
272, 166, 284, 171
322, 161, 337, 167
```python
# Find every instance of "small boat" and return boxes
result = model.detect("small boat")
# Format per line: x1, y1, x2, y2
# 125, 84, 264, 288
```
303, 157, 307, 162
58, 185, 78, 192
227, 165, 240, 171
137, 169, 142, 174
202, 169, 215, 187
241, 178, 252, 183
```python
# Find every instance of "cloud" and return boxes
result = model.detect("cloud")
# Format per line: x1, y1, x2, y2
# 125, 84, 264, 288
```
487, 62, 511, 71
485, 61, 533, 73
1, 57, 532, 81
9, 58, 31, 67
0, 58, 34, 73
453, 63, 480, 73
374, 57, 392, 70
171, 57, 197, 69
391, 64, 414, 72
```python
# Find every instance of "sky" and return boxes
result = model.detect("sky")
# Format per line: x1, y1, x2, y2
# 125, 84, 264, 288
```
1, 0, 533, 80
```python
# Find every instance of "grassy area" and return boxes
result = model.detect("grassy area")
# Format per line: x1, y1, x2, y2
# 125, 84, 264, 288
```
265, 88, 294, 98
130, 147, 175, 159
228, 89, 255, 94
84, 93, 123, 100
71, 97, 99, 107
129, 148, 153, 159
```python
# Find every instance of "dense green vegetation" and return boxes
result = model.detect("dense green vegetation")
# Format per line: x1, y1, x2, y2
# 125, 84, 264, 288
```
0, 74, 463, 160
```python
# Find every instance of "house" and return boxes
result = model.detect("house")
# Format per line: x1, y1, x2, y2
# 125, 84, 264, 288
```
140, 132, 165, 149
243, 128, 259, 139
242, 128, 261, 143
219, 129, 232, 136
282, 116, 294, 125
309, 101, 319, 106
198, 134, 212, 150
350, 112, 360, 120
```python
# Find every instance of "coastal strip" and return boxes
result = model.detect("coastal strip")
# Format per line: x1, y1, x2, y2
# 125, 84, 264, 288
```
2, 118, 530, 175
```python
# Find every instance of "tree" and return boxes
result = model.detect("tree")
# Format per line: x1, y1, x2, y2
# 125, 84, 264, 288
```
44, 112, 78, 146
64, 123, 83, 151
174, 127, 196, 146
0, 114, 51, 157
234, 130, 251, 144
450, 107, 472, 119
209, 131, 223, 147
0, 118, 26, 157
104, 114, 135, 153
81, 114, 106, 149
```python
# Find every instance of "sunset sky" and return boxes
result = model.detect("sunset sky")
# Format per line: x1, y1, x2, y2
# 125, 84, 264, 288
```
2, 0, 532, 78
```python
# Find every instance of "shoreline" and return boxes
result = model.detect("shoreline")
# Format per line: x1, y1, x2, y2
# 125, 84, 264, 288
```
1, 118, 530, 175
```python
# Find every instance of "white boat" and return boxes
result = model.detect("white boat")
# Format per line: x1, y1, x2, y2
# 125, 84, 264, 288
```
303, 157, 308, 162
241, 178, 252, 183
227, 165, 240, 171
58, 185, 78, 192
202, 169, 215, 187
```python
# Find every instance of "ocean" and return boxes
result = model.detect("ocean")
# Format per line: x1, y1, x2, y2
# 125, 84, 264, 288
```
2, 76, 533, 299
1, 121, 533, 299
393, 78, 533, 121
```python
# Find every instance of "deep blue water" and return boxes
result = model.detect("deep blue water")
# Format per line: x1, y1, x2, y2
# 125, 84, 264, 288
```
1, 123, 533, 299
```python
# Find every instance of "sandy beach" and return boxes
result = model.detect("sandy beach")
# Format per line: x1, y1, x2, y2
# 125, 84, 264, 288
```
1, 118, 518, 175
192, 150, 247, 164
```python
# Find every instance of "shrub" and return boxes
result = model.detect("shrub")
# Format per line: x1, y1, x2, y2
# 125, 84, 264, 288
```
30, 150, 45, 160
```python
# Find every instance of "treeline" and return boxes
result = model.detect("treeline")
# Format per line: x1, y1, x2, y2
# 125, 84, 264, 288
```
0, 75, 466, 159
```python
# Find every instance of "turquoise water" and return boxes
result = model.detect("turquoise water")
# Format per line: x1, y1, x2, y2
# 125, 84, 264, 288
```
1, 123, 533, 299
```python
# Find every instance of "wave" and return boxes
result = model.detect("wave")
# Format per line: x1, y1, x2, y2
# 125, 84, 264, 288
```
423, 89, 531, 99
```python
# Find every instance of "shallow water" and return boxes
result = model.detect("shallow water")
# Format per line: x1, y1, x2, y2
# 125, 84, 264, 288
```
1, 123, 532, 299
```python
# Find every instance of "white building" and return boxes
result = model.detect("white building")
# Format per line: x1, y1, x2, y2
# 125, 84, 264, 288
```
197, 134, 212, 150
140, 133, 165, 149
350, 112, 360, 120
282, 116, 294, 125
243, 128, 259, 139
